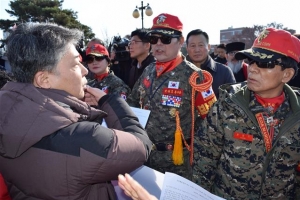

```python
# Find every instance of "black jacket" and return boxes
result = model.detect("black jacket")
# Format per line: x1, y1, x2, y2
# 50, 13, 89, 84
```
129, 54, 156, 89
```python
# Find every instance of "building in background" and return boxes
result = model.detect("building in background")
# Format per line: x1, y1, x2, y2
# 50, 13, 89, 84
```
220, 26, 296, 49
220, 26, 245, 44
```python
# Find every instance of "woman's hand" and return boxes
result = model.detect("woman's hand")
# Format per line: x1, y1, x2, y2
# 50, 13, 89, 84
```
84, 85, 106, 106
118, 174, 157, 200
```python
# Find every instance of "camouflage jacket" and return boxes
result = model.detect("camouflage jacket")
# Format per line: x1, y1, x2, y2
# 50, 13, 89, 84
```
88, 71, 131, 100
193, 82, 300, 199
127, 56, 204, 180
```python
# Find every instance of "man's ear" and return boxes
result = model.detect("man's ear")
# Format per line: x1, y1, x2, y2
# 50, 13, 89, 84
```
145, 42, 151, 51
33, 71, 51, 88
282, 68, 295, 83
179, 36, 185, 45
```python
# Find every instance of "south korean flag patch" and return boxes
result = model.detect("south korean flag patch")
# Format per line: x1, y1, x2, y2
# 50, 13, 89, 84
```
168, 81, 179, 89
201, 87, 214, 100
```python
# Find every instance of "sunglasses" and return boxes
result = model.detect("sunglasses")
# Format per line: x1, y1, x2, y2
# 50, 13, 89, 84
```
248, 58, 285, 69
86, 56, 105, 64
149, 35, 179, 45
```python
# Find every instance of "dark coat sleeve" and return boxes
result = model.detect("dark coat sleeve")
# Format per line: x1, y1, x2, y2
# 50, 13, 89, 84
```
33, 94, 152, 184
98, 94, 151, 149
85, 94, 153, 182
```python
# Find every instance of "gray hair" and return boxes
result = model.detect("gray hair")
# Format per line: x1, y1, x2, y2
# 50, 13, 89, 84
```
6, 22, 83, 83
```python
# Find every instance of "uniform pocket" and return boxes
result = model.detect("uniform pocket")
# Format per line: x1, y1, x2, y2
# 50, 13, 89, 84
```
223, 130, 263, 170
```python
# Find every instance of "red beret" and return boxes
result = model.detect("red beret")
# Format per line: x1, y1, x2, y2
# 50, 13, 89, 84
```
149, 13, 183, 37
86, 44, 109, 57
235, 28, 300, 63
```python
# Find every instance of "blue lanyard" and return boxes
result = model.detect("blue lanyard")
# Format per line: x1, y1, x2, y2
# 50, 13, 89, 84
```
148, 76, 169, 101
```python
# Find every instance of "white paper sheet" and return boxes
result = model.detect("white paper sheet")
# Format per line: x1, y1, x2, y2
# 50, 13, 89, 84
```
112, 166, 225, 200
160, 172, 225, 200
130, 106, 151, 128
102, 106, 150, 129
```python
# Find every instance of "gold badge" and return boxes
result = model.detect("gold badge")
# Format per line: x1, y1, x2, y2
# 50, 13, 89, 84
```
157, 15, 167, 25
257, 29, 270, 43
169, 108, 177, 117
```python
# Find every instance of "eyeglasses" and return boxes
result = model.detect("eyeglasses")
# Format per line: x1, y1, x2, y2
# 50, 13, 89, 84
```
86, 56, 105, 64
128, 40, 143, 46
248, 58, 285, 69
228, 51, 238, 56
149, 35, 179, 45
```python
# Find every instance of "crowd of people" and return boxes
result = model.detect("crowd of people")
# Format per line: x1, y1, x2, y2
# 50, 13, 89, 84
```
0, 12, 300, 200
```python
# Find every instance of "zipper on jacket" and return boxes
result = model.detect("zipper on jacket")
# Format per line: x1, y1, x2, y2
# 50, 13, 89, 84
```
258, 116, 300, 199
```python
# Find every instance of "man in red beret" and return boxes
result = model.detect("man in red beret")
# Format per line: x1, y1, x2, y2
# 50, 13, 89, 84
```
127, 13, 215, 180
194, 28, 300, 199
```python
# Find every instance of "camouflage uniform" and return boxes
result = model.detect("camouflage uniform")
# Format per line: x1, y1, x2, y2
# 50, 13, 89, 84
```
127, 56, 204, 180
88, 70, 131, 100
193, 82, 300, 199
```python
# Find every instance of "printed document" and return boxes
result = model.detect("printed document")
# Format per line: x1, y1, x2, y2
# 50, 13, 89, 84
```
160, 172, 224, 200
112, 165, 225, 200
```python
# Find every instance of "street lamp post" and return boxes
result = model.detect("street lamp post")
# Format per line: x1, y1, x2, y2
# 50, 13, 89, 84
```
132, 1, 153, 29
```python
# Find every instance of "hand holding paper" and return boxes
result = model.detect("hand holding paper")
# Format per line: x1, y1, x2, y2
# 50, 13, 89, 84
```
114, 166, 225, 200
118, 174, 157, 200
